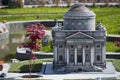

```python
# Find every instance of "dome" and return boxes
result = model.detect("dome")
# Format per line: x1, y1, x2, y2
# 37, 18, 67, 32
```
63, 4, 96, 31
69, 4, 90, 12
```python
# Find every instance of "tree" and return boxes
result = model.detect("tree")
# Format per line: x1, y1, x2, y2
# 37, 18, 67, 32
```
40, 0, 46, 7
67, 0, 73, 7
55, 0, 60, 7
93, 0, 96, 7
105, 0, 109, 6
17, 0, 23, 8
19, 23, 45, 77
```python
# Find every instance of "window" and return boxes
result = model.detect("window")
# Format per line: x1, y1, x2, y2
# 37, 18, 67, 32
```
59, 55, 63, 61
86, 45, 89, 48
71, 45, 74, 48
97, 55, 100, 61
59, 45, 63, 48
96, 44, 101, 49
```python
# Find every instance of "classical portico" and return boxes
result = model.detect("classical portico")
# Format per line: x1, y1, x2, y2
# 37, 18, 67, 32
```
52, 4, 106, 72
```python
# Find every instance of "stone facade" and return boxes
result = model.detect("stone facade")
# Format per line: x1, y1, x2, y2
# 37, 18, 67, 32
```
52, 4, 106, 72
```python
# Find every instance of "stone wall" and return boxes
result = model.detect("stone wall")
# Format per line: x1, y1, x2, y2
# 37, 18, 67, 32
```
0, 32, 9, 46
16, 52, 53, 60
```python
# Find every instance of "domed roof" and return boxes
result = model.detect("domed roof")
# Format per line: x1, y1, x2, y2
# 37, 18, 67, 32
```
69, 4, 90, 12
64, 4, 95, 18
63, 4, 96, 31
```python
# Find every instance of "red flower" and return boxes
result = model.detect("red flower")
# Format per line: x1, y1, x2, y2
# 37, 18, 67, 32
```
19, 22, 45, 51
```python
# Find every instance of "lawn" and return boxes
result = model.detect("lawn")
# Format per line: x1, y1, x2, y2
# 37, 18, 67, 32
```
8, 58, 53, 73
106, 41, 120, 52
0, 7, 120, 34
0, 7, 68, 15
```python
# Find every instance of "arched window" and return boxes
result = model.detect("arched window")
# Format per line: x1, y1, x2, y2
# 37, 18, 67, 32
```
97, 55, 100, 61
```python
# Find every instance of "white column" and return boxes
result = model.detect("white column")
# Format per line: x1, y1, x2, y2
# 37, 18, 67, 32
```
83, 47, 85, 65
75, 47, 77, 65
91, 46, 94, 66
102, 45, 106, 63
54, 46, 57, 63
67, 47, 69, 65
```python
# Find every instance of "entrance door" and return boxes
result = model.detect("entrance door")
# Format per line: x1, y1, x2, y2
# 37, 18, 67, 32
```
77, 45, 82, 65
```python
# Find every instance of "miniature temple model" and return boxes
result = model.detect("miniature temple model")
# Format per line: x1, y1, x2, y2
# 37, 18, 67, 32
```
52, 4, 106, 72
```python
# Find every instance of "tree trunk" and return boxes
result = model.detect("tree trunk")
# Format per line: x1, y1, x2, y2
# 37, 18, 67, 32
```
40, 0, 46, 7
67, 0, 73, 7
105, 0, 109, 6
55, 0, 60, 7
93, 0, 96, 7
83, 0, 87, 3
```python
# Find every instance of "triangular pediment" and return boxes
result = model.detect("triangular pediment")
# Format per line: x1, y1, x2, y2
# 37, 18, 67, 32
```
65, 32, 94, 39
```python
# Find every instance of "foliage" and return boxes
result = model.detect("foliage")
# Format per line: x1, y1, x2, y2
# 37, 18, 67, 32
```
0, 7, 120, 34
54, 0, 60, 6
41, 40, 53, 52
20, 23, 45, 51
40, 0, 46, 7
8, 0, 22, 8
8, 58, 53, 73
17, 0, 23, 8
7, 0, 23, 8
113, 59, 120, 72
106, 41, 120, 52
67, 0, 73, 7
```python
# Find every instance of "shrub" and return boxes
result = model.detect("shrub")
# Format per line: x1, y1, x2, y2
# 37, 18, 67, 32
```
8, 0, 23, 8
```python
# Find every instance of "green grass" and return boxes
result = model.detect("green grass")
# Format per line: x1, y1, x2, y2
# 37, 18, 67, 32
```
113, 59, 120, 72
8, 58, 53, 73
0, 7, 68, 15
0, 7, 120, 35
106, 41, 120, 52
92, 7, 120, 35
0, 14, 63, 21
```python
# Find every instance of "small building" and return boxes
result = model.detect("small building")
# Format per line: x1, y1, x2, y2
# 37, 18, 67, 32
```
52, 4, 106, 72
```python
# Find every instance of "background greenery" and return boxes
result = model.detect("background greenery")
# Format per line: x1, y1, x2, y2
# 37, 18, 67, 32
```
106, 42, 120, 52
0, 7, 120, 34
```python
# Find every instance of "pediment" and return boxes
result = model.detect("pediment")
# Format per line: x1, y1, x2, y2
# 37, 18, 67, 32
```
65, 32, 94, 39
